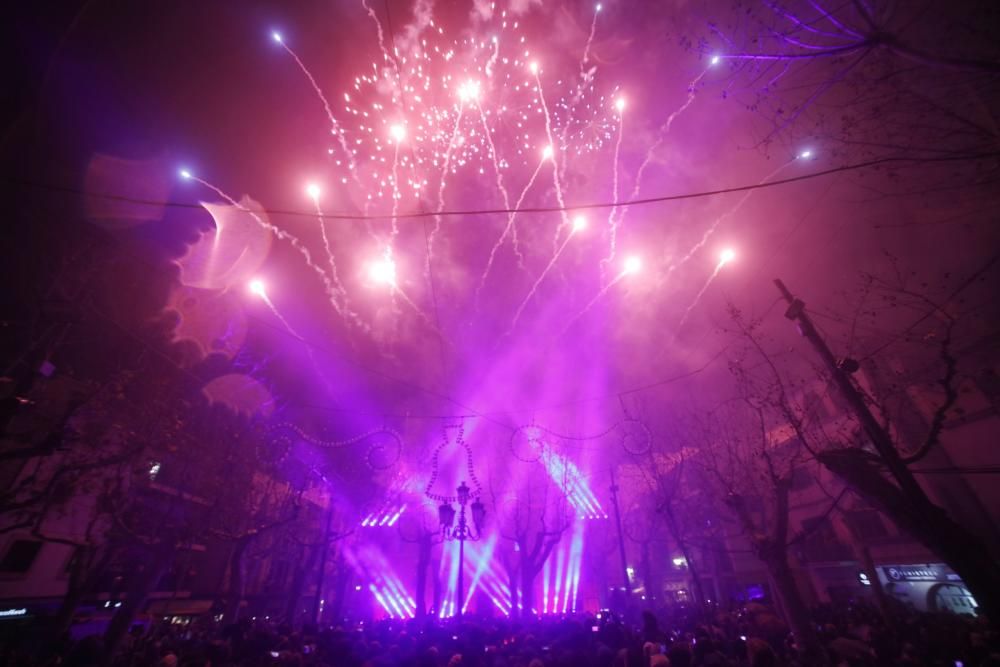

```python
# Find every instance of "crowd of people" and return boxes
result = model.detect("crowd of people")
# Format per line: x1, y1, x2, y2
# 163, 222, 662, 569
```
1, 600, 996, 667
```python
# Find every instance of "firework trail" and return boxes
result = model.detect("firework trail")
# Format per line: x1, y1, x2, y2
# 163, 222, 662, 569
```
426, 102, 467, 280
256, 287, 343, 401
274, 36, 360, 183
394, 283, 450, 344
260, 292, 299, 339
601, 69, 709, 276
485, 35, 500, 78
601, 101, 625, 285
311, 197, 369, 330
667, 158, 794, 278
674, 254, 731, 336
506, 220, 584, 335
361, 0, 401, 81
390, 139, 403, 245
531, 68, 572, 253
312, 198, 347, 303
558, 4, 600, 180
476, 103, 519, 266
476, 153, 547, 306
188, 175, 364, 329
581, 6, 600, 71
557, 268, 631, 340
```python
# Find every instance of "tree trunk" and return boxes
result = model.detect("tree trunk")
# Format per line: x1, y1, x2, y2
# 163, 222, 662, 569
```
820, 449, 1000, 619
328, 552, 350, 622
50, 545, 103, 640
414, 538, 431, 617
766, 554, 829, 666
834, 512, 897, 634
102, 544, 175, 663
662, 504, 707, 616
285, 543, 318, 626
506, 564, 519, 619
520, 562, 536, 617
223, 537, 250, 625
432, 558, 442, 618
683, 544, 708, 615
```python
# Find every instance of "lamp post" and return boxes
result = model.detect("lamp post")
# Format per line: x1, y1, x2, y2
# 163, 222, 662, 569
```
438, 481, 486, 616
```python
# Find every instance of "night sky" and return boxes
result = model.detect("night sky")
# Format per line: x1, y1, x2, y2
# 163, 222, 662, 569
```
5, 0, 999, 537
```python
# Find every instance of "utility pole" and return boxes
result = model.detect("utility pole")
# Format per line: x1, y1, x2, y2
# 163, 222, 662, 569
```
773, 279, 931, 507
608, 467, 631, 599
774, 277, 1000, 620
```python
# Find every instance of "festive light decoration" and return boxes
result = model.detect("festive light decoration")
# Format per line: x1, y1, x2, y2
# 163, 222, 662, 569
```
720, 248, 736, 264
424, 423, 482, 503
624, 256, 642, 274
619, 418, 652, 455
269, 422, 403, 471
305, 182, 321, 199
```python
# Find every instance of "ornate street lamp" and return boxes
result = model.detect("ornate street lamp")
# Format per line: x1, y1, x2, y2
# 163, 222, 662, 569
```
439, 481, 485, 615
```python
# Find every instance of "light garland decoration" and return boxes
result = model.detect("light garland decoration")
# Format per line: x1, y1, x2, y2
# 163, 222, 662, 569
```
424, 422, 483, 503
270, 421, 403, 470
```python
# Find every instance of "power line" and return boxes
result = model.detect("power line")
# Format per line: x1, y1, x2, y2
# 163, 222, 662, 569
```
11, 152, 998, 222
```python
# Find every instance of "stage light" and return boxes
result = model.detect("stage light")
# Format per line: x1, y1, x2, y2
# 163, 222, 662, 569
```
542, 145, 554, 160
710, 55, 720, 66
271, 31, 283, 43
720, 248, 736, 265
306, 183, 321, 199
249, 279, 267, 297
615, 97, 626, 112
798, 148, 813, 159
529, 61, 539, 74
572, 216, 587, 232
389, 124, 406, 142
624, 256, 641, 274
595, 3, 602, 11
179, 168, 192, 180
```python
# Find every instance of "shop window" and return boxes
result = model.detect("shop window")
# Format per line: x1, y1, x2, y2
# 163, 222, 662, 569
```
0, 540, 43, 574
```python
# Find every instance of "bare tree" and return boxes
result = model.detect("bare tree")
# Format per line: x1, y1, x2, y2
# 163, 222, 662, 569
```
491, 457, 573, 617
762, 260, 1000, 618
702, 0, 1000, 162
687, 357, 832, 664
397, 502, 440, 617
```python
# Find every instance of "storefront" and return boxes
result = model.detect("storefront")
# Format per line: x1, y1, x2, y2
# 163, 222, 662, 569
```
876, 563, 978, 615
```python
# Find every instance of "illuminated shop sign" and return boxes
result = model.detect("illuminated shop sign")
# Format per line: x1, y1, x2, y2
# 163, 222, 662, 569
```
881, 564, 962, 583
